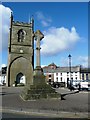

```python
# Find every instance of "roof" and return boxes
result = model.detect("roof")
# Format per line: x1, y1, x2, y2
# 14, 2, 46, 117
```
43, 66, 80, 73
48, 63, 57, 67
80, 68, 90, 73
56, 66, 80, 72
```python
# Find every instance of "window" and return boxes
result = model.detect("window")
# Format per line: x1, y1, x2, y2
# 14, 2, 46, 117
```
71, 72, 73, 76
49, 79, 51, 82
67, 72, 69, 76
56, 77, 58, 81
56, 73, 58, 76
49, 74, 51, 77
18, 29, 25, 42
75, 72, 77, 76
86, 74, 88, 80
61, 77, 62, 81
61, 73, 62, 76
67, 78, 69, 81
75, 77, 77, 80
82, 74, 84, 80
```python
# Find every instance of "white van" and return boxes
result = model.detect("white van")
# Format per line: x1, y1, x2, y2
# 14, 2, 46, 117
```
79, 80, 90, 91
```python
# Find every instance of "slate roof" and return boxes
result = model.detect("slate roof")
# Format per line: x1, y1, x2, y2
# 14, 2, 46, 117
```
43, 66, 80, 73
80, 68, 90, 73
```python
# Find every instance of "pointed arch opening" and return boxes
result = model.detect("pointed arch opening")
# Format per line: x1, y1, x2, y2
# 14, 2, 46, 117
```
17, 29, 26, 42
16, 72, 26, 85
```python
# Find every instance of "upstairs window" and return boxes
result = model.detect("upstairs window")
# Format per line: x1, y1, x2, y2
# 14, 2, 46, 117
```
56, 73, 58, 76
82, 73, 84, 80
49, 74, 51, 78
18, 29, 25, 42
86, 74, 88, 80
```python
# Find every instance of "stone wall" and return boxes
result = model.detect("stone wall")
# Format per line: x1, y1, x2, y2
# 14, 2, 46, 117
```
7, 20, 34, 86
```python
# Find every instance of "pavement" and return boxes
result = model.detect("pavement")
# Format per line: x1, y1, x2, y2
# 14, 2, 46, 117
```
55, 88, 80, 100
1, 86, 89, 119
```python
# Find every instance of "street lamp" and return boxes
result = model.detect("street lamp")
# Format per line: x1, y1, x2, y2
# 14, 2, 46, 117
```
68, 54, 72, 77
68, 54, 72, 89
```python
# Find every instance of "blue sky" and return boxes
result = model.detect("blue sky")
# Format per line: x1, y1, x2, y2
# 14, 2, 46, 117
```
1, 2, 88, 68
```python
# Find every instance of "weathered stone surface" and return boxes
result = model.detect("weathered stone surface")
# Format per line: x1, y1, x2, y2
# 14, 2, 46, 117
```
34, 30, 44, 67
7, 16, 34, 86
21, 81, 61, 100
7, 16, 61, 100
20, 28, 60, 100
21, 66, 60, 100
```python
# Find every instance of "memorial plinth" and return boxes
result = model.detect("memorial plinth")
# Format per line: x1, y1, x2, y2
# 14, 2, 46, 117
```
21, 75, 60, 100
21, 30, 60, 100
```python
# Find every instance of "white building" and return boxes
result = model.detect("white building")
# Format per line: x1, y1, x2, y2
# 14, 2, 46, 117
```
0, 72, 7, 85
0, 67, 26, 86
54, 66, 80, 87
43, 63, 81, 87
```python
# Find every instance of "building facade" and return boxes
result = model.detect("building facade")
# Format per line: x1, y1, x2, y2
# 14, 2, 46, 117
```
0, 67, 7, 85
43, 63, 90, 87
80, 68, 90, 80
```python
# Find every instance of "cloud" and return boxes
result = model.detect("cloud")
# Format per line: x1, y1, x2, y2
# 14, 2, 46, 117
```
0, 4, 12, 52
41, 26, 80, 56
41, 65, 47, 68
78, 56, 88, 67
36, 11, 52, 27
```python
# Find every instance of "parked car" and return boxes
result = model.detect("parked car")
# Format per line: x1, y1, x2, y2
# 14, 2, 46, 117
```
79, 80, 90, 91
68, 80, 80, 90
51, 82, 60, 88
50, 82, 65, 88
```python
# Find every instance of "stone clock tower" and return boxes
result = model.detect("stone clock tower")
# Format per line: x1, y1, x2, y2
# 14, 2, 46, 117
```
6, 13, 34, 86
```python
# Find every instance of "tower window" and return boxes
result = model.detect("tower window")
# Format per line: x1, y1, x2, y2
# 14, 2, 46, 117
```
18, 29, 25, 42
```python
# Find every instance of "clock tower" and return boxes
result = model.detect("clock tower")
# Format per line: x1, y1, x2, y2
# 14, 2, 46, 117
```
6, 13, 34, 86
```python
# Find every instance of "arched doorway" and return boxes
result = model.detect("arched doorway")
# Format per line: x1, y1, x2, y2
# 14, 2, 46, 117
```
7, 56, 33, 86
16, 73, 25, 84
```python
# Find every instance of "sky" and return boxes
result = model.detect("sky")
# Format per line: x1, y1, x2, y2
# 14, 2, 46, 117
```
0, 2, 88, 69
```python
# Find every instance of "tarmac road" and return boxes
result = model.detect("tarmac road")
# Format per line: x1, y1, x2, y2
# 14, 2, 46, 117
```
2, 111, 53, 118
1, 86, 89, 118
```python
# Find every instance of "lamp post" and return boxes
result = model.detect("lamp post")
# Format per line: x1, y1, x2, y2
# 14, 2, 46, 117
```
68, 54, 72, 89
68, 54, 72, 78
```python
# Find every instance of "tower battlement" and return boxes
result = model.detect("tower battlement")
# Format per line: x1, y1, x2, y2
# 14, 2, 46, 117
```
12, 21, 32, 27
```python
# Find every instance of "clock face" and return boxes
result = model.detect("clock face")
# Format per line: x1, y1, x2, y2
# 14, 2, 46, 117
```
20, 49, 23, 53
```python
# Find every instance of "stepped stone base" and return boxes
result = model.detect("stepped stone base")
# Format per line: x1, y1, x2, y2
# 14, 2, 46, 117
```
21, 67, 61, 100
21, 83, 60, 100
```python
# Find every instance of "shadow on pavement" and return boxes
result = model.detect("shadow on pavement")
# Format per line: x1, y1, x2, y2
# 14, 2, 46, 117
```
61, 90, 79, 100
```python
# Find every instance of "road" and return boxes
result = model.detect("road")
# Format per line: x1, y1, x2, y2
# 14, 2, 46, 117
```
0, 86, 89, 118
2, 112, 84, 120
2, 111, 53, 118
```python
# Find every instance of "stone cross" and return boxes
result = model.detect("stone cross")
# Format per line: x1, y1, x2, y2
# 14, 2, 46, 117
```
35, 30, 44, 67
